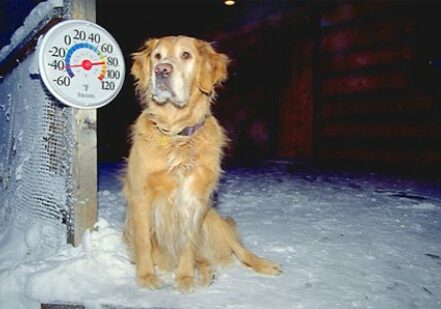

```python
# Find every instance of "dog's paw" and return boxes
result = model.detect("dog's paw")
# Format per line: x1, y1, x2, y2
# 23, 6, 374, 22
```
199, 270, 214, 287
253, 258, 283, 276
176, 275, 196, 294
197, 262, 214, 287
137, 273, 163, 290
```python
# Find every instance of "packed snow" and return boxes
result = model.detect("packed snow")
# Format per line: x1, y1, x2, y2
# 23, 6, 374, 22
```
1, 161, 441, 308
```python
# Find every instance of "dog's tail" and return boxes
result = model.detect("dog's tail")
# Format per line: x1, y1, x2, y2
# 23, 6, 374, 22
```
213, 211, 282, 276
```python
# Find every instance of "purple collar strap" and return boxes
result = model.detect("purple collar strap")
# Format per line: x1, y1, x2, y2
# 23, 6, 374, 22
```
178, 118, 206, 137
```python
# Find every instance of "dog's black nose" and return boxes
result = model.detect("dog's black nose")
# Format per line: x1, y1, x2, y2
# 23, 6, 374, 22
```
155, 63, 173, 79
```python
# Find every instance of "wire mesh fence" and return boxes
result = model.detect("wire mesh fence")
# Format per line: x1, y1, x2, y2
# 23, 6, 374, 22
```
0, 0, 95, 250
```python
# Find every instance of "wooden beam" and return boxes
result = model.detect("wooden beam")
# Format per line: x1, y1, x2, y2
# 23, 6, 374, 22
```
320, 93, 434, 120
317, 147, 441, 169
320, 46, 412, 73
320, 70, 408, 97
320, 19, 414, 53
321, 123, 441, 139
68, 0, 97, 246
320, 2, 391, 27
41, 303, 173, 309
72, 0, 96, 22
279, 39, 314, 158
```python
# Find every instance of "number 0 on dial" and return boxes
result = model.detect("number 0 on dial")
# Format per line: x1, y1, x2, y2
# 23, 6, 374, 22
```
38, 20, 125, 109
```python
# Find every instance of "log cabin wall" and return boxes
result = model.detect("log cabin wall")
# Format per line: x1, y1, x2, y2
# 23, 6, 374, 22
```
95, 1, 441, 173
213, 3, 316, 161
215, 1, 441, 172
314, 1, 441, 172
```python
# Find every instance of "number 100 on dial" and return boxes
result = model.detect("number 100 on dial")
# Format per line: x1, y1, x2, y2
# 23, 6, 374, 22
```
38, 20, 125, 109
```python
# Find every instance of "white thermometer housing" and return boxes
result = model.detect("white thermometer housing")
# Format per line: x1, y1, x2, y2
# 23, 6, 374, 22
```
38, 20, 125, 109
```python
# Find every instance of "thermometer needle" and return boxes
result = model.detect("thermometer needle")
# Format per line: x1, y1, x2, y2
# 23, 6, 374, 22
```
66, 59, 105, 70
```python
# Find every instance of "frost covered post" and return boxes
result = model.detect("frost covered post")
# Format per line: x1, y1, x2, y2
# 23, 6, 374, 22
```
68, 0, 98, 246
0, 0, 98, 249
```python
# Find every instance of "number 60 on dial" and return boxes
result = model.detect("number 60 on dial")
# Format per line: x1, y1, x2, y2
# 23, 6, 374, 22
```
38, 20, 125, 109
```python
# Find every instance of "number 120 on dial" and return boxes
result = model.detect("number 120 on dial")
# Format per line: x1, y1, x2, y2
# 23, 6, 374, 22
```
38, 20, 125, 109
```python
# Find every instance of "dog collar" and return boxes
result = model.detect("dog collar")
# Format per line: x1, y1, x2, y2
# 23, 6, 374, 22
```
152, 116, 206, 138
178, 119, 205, 137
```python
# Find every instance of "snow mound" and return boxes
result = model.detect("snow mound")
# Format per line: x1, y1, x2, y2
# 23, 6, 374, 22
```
26, 219, 133, 306
397, 202, 438, 210
1, 163, 441, 308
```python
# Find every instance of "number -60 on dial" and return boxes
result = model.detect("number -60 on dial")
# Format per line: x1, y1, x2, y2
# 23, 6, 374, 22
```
38, 20, 125, 109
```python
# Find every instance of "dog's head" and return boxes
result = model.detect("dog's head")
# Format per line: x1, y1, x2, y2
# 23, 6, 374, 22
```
131, 36, 228, 108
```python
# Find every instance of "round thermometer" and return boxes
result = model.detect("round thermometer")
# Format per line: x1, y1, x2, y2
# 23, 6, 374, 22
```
38, 20, 125, 109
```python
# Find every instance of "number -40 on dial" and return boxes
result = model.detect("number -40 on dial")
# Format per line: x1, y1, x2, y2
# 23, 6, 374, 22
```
38, 20, 125, 109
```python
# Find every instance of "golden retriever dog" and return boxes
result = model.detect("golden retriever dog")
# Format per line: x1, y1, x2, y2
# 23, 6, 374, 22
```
123, 36, 281, 293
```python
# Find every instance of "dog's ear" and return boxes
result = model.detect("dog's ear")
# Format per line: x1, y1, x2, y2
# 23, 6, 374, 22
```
196, 40, 229, 95
131, 38, 158, 89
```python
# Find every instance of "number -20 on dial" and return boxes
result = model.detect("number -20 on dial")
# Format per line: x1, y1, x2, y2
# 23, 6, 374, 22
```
38, 20, 125, 109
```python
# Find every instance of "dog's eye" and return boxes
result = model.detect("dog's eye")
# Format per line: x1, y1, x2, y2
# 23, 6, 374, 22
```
181, 51, 192, 60
154, 53, 161, 60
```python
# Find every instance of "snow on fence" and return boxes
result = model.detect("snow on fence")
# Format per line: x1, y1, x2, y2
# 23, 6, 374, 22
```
0, 0, 97, 249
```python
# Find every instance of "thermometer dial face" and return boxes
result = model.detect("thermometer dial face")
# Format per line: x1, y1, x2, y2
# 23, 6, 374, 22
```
38, 20, 125, 109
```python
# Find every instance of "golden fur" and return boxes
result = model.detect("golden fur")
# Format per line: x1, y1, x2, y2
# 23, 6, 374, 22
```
123, 36, 281, 293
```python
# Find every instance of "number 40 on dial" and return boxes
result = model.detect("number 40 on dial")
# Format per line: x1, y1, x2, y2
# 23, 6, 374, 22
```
38, 20, 125, 109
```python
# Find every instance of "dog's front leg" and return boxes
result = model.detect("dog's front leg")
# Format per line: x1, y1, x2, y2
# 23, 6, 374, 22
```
132, 195, 162, 289
174, 166, 217, 293
176, 243, 196, 293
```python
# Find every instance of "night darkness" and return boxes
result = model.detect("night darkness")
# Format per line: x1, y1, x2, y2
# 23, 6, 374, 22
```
95, 1, 441, 175
96, 0, 298, 163
95, 0, 234, 162
2, 0, 441, 173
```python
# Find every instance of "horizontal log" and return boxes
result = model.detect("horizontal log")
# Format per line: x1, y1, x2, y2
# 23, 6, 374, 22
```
320, 135, 441, 150
321, 123, 441, 139
321, 2, 391, 27
213, 5, 312, 44
320, 111, 439, 126
320, 94, 434, 120
320, 20, 414, 53
320, 46, 412, 73
0, 18, 63, 76
320, 71, 409, 97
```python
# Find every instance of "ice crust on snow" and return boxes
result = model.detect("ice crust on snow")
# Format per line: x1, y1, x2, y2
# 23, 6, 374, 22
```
1, 162, 441, 309
0, 0, 63, 64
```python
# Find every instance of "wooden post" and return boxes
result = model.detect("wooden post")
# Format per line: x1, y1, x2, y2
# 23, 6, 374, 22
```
278, 38, 315, 158
68, 0, 97, 246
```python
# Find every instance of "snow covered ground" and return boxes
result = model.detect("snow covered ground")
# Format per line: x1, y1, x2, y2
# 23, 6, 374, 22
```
1, 161, 441, 308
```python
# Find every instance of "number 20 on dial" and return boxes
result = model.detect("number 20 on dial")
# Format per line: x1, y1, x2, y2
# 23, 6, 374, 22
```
38, 20, 125, 109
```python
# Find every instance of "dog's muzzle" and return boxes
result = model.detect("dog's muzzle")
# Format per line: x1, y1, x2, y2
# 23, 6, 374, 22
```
152, 62, 186, 107
155, 63, 173, 80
